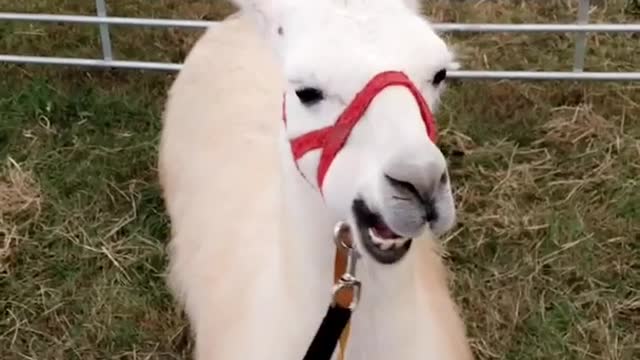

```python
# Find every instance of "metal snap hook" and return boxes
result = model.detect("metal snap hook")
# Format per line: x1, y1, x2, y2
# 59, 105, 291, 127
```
333, 221, 353, 250
331, 221, 362, 310
331, 274, 362, 310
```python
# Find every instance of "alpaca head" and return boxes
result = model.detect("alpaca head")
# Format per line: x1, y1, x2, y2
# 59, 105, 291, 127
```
236, 0, 458, 264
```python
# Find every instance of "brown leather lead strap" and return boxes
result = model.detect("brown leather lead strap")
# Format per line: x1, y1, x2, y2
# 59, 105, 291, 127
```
334, 247, 352, 360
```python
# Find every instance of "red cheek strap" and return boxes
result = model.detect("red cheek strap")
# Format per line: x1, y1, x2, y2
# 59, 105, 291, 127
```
282, 70, 438, 196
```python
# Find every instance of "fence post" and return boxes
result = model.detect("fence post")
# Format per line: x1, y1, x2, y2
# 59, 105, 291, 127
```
95, 0, 113, 63
573, 0, 590, 72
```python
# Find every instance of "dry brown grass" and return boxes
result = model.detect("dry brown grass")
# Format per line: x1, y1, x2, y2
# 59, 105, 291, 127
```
0, 157, 42, 276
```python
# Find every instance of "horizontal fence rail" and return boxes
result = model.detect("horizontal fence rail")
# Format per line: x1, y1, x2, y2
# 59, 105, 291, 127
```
2, 12, 640, 33
1, 0, 640, 81
2, 54, 640, 81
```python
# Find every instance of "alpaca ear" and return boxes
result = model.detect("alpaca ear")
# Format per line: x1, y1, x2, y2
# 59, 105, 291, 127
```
401, 0, 422, 13
229, 0, 289, 38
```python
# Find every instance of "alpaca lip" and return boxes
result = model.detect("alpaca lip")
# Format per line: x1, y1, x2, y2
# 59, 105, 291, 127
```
371, 221, 402, 239
352, 198, 412, 264
363, 229, 412, 264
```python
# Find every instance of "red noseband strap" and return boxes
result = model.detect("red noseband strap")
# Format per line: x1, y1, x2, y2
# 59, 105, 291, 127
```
282, 70, 438, 196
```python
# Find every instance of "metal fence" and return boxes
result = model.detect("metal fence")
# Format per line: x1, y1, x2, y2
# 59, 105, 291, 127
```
1, 0, 640, 81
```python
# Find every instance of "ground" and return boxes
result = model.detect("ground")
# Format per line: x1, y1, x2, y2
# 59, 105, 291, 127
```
0, 0, 638, 359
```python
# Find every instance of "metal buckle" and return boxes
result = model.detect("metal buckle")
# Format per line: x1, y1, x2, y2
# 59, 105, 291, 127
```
331, 221, 362, 311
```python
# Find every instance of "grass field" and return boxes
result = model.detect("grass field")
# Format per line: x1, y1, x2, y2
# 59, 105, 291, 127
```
1, 0, 639, 359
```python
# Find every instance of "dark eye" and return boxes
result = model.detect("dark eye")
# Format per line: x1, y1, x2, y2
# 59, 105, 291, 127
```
432, 69, 447, 85
295, 87, 324, 106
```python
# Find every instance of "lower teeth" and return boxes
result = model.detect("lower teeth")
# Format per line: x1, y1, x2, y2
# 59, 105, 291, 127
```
368, 229, 409, 251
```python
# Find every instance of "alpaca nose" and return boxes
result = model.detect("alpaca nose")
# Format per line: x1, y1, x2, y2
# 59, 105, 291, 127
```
383, 155, 448, 220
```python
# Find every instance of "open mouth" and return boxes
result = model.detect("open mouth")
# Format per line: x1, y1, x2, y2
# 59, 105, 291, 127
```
352, 198, 412, 264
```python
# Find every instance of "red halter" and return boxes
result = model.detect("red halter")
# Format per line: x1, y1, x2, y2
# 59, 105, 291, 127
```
282, 70, 438, 196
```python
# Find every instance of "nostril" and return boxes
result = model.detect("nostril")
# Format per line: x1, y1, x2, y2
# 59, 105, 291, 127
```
384, 174, 422, 202
385, 173, 440, 223
423, 198, 438, 223
439, 171, 448, 185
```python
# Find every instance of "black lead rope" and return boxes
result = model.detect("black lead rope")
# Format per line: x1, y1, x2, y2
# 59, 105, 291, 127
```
303, 221, 360, 360
302, 304, 352, 360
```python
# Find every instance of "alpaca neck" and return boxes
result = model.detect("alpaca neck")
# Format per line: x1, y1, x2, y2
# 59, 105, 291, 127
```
277, 129, 337, 302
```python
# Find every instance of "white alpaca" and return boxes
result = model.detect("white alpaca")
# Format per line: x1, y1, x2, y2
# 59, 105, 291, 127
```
158, 0, 474, 359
